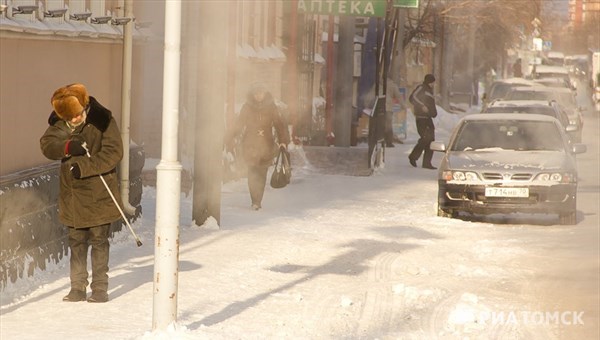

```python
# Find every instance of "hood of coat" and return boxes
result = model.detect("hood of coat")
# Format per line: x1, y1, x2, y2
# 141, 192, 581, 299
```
47, 96, 113, 132
245, 91, 275, 110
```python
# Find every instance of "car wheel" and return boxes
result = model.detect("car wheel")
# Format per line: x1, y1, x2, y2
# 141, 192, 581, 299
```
559, 211, 577, 225
437, 206, 456, 218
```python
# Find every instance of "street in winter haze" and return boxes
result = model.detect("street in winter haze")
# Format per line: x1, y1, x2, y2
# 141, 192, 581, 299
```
1, 102, 598, 339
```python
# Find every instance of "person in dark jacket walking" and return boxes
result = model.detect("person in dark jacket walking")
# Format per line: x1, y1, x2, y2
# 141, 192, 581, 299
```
408, 74, 438, 169
513, 58, 523, 78
227, 82, 290, 210
40, 83, 123, 303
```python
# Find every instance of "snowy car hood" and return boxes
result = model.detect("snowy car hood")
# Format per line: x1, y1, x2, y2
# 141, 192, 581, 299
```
445, 149, 574, 172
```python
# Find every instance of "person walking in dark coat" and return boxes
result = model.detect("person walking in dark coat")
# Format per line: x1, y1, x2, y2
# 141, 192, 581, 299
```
513, 58, 523, 78
227, 82, 290, 210
40, 83, 123, 303
408, 74, 438, 169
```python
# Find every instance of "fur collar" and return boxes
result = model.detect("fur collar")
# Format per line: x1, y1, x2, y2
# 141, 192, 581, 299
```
48, 97, 113, 132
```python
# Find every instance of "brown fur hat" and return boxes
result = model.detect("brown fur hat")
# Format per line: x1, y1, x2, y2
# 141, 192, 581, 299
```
50, 83, 90, 121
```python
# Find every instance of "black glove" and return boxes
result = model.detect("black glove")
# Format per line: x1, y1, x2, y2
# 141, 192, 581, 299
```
70, 163, 81, 179
67, 140, 87, 156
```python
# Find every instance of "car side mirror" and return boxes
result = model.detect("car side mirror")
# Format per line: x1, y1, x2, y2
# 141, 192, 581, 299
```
572, 143, 587, 154
430, 141, 446, 152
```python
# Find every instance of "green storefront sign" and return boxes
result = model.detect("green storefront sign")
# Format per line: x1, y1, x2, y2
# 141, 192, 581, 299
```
297, 0, 388, 17
393, 0, 419, 8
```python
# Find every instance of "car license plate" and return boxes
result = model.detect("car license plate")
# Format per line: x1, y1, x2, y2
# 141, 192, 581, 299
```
485, 187, 529, 197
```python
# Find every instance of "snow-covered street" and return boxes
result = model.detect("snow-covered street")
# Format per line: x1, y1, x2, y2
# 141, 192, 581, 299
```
1, 106, 598, 339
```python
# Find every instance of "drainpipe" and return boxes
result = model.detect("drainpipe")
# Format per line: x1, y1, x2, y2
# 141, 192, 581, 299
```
119, 0, 137, 216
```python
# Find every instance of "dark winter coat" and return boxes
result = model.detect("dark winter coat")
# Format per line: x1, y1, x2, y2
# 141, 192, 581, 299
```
40, 97, 123, 228
409, 83, 438, 118
513, 61, 523, 77
230, 92, 290, 167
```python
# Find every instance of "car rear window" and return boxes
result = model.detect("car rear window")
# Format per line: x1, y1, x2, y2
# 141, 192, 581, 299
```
484, 106, 554, 115
505, 91, 552, 101
483, 107, 570, 128
452, 121, 564, 152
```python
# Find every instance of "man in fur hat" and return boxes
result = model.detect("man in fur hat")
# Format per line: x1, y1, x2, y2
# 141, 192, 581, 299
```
40, 83, 123, 303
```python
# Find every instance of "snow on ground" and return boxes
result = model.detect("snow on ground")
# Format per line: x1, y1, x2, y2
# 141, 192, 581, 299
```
0, 106, 572, 339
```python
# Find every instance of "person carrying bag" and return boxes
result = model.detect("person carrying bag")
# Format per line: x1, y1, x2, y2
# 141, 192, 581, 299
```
270, 145, 291, 189
226, 82, 290, 210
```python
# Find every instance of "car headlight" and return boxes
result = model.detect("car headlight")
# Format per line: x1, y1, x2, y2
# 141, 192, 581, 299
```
569, 119, 578, 125
442, 171, 479, 181
535, 172, 575, 183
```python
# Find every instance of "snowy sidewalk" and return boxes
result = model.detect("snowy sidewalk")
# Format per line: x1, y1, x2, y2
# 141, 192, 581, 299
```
4, 107, 596, 339
1, 141, 563, 339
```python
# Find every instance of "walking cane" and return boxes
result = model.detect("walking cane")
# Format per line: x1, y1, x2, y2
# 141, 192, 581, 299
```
81, 143, 143, 247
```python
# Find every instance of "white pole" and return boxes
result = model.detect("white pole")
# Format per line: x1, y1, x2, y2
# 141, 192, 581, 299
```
153, 0, 182, 331
119, 0, 137, 216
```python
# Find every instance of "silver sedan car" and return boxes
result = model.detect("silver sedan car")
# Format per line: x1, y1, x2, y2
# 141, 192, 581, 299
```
432, 114, 586, 225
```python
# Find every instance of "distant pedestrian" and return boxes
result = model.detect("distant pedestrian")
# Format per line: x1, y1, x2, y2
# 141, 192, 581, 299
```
40, 83, 123, 303
227, 82, 290, 210
513, 58, 523, 78
408, 74, 437, 169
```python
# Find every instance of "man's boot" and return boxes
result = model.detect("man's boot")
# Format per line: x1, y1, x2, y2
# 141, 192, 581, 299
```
88, 224, 110, 303
65, 227, 89, 302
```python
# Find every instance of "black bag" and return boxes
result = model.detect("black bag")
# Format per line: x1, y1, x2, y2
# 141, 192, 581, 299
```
270, 147, 291, 189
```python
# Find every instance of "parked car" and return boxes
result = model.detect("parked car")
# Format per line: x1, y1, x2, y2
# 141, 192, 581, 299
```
482, 99, 577, 142
504, 86, 584, 142
432, 114, 586, 225
532, 65, 575, 89
544, 51, 565, 66
481, 78, 538, 110
533, 77, 575, 91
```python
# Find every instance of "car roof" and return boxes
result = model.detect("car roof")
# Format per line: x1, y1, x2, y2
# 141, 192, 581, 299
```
492, 78, 538, 85
547, 51, 565, 58
510, 86, 572, 93
463, 113, 558, 122
489, 100, 554, 107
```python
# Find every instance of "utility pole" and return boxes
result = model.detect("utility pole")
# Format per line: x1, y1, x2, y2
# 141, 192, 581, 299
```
118, 0, 137, 216
325, 15, 335, 144
441, 15, 453, 110
288, 0, 299, 143
226, 1, 238, 129
153, 0, 182, 331
334, 15, 355, 147
192, 2, 228, 225
467, 15, 476, 107
391, 8, 406, 85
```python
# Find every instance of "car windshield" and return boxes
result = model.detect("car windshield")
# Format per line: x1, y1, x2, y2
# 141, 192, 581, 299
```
489, 83, 524, 100
535, 80, 569, 88
536, 73, 568, 81
451, 121, 564, 152
505, 91, 575, 107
